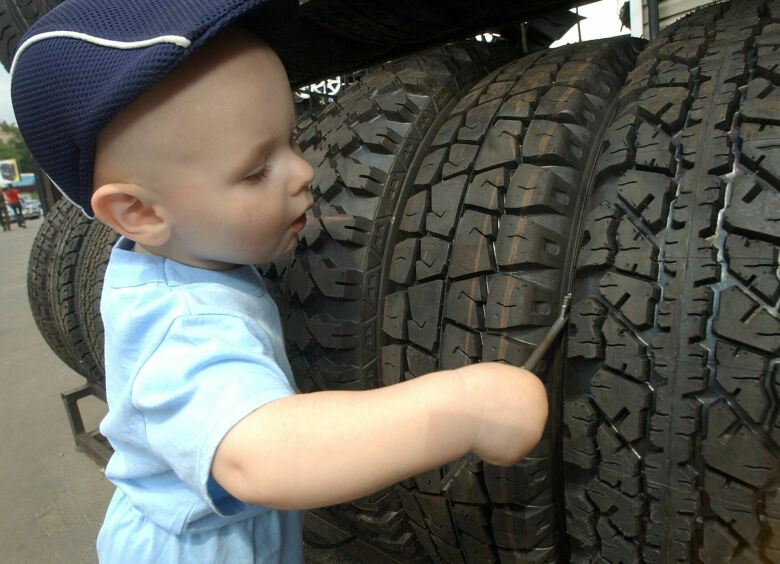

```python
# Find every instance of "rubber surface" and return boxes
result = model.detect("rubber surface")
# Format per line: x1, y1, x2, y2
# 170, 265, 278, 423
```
74, 220, 120, 388
380, 37, 642, 563
47, 200, 103, 383
26, 198, 87, 376
563, 1, 780, 561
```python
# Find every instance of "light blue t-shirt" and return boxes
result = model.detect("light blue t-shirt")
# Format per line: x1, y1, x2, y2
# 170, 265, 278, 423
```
96, 237, 303, 563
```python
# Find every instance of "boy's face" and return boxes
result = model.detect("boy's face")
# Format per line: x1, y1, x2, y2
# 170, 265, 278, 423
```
94, 29, 314, 270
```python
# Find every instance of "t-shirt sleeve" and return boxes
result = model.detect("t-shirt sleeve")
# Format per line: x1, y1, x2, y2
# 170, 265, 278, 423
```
130, 313, 295, 515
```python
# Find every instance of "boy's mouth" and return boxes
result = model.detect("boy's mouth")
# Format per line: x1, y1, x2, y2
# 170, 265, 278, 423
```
291, 213, 307, 231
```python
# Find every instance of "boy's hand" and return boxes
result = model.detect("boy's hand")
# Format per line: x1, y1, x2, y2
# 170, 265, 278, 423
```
457, 363, 548, 466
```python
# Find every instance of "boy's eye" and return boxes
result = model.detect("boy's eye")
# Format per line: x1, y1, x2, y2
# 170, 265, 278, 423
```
244, 167, 268, 183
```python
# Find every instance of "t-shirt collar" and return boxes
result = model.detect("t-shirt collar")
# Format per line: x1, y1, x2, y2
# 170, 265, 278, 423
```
105, 236, 266, 296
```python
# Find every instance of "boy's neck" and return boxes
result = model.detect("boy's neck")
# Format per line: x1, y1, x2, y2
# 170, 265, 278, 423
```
131, 240, 239, 271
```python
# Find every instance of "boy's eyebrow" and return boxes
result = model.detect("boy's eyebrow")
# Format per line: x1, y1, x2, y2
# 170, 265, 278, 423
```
236, 139, 273, 174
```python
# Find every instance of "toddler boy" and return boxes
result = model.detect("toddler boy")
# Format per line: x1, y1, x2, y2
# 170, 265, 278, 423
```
11, 1, 548, 562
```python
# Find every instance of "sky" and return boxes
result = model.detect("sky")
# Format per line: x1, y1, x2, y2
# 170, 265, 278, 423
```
0, 0, 627, 127
0, 68, 14, 125
551, 0, 627, 47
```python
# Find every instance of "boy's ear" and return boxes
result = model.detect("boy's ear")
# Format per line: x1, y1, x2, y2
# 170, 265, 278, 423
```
91, 183, 171, 247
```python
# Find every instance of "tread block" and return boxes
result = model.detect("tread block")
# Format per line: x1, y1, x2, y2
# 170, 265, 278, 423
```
447, 467, 490, 504
448, 210, 497, 279
566, 299, 607, 360
602, 316, 649, 380
414, 147, 448, 186
702, 400, 777, 488
495, 216, 566, 269
563, 398, 599, 469
637, 86, 690, 131
613, 217, 660, 280
381, 344, 406, 386
484, 449, 555, 504
522, 120, 584, 167
415, 494, 458, 545
464, 169, 505, 213
723, 174, 780, 245
407, 280, 445, 351
473, 119, 524, 172
321, 214, 372, 246
491, 505, 555, 549
576, 203, 620, 270
335, 157, 387, 197
442, 143, 480, 178
416, 235, 450, 281
400, 191, 430, 235
497, 92, 537, 121
724, 234, 779, 304
634, 121, 676, 173
444, 277, 487, 329
388, 237, 420, 285
590, 368, 651, 441
482, 334, 533, 366
712, 285, 780, 354
440, 323, 481, 369
715, 342, 770, 424
595, 113, 635, 177
406, 345, 437, 377
598, 271, 660, 329
504, 164, 572, 215
616, 170, 674, 233
426, 175, 468, 237
739, 123, 779, 183
485, 275, 557, 329
452, 505, 492, 542
307, 313, 361, 349
310, 259, 363, 299
535, 85, 595, 125
704, 471, 761, 544
457, 98, 502, 142
383, 290, 408, 340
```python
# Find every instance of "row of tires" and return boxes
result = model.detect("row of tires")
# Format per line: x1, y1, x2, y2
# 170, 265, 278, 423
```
27, 1, 778, 562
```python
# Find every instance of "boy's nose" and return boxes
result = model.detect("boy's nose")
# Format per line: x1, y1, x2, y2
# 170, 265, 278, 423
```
293, 155, 315, 194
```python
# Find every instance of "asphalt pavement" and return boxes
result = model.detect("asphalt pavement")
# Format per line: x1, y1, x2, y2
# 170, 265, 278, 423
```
0, 218, 113, 564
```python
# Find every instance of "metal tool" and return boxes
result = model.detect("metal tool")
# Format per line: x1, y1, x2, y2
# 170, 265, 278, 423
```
439, 293, 571, 492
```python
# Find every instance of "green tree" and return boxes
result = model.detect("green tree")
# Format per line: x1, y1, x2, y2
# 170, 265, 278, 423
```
0, 121, 36, 173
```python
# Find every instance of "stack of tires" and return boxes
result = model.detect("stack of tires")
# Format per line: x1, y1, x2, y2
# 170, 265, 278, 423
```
21, 0, 779, 562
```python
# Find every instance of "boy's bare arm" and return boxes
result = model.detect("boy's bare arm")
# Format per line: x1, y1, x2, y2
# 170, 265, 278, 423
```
212, 363, 547, 510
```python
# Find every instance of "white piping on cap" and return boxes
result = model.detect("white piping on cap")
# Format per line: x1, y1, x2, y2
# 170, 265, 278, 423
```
10, 31, 191, 76
49, 176, 94, 218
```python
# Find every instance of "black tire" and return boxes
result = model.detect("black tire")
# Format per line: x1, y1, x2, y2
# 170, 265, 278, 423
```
379, 37, 642, 563
26, 198, 85, 375
274, 40, 524, 559
47, 200, 104, 383
563, 1, 780, 561
74, 220, 120, 390
282, 40, 521, 393
0, 0, 60, 70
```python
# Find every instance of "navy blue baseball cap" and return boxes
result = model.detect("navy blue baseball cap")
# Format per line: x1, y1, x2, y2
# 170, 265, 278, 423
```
10, 0, 297, 218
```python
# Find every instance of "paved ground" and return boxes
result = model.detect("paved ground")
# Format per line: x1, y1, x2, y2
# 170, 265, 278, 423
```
0, 216, 363, 563
0, 218, 114, 564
